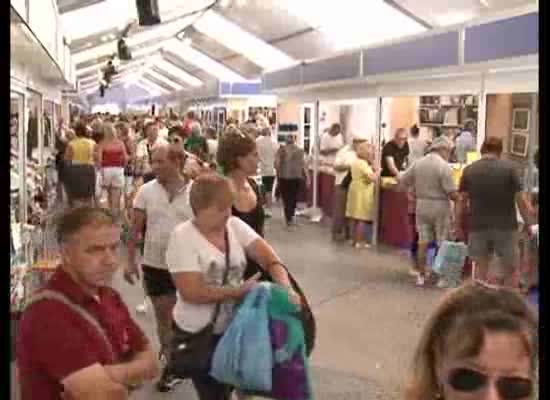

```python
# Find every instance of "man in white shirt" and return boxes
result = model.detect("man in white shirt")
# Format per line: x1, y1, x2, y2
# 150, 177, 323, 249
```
256, 127, 280, 217
125, 144, 193, 392
332, 132, 368, 241
319, 123, 345, 218
135, 120, 169, 183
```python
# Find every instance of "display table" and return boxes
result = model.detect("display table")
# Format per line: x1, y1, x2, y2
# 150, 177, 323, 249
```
379, 188, 413, 248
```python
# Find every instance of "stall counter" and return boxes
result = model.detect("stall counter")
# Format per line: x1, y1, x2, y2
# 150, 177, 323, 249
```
379, 185, 413, 249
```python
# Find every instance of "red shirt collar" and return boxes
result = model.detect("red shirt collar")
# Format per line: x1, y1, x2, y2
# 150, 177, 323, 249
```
47, 267, 110, 306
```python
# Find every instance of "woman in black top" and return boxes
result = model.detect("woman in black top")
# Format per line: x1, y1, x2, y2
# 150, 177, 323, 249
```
217, 128, 265, 239
217, 128, 316, 356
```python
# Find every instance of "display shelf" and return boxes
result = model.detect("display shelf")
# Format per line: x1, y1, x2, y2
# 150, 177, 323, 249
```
418, 95, 478, 132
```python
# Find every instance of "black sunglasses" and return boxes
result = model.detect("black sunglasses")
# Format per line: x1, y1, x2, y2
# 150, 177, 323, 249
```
447, 368, 532, 399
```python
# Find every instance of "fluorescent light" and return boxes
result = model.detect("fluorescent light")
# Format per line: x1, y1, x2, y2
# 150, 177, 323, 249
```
436, 11, 477, 26
163, 39, 245, 82
145, 69, 185, 90
194, 11, 295, 71
72, 13, 195, 65
153, 59, 203, 87
131, 42, 166, 59
134, 81, 162, 96
139, 77, 171, 94
276, 0, 426, 51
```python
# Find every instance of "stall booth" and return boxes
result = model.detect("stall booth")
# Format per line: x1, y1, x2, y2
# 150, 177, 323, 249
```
182, 81, 278, 132
11, 2, 75, 352
262, 6, 538, 252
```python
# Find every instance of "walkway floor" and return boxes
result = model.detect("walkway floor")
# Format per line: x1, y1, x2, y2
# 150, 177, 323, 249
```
117, 210, 444, 400
11, 205, 446, 399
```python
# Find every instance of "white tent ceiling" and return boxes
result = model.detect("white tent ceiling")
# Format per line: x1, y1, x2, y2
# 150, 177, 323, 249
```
56, 0, 537, 105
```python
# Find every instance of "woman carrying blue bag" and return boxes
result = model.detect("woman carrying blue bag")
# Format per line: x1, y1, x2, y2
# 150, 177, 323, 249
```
163, 174, 302, 400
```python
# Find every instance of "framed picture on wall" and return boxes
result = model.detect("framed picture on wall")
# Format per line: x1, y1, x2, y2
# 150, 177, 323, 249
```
510, 132, 529, 157
512, 108, 530, 132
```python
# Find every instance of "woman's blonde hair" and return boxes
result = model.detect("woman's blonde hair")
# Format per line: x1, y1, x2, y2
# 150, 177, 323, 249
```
406, 283, 537, 400
103, 122, 117, 140
189, 173, 234, 215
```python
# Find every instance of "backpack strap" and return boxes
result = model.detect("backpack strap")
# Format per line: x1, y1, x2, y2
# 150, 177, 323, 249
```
25, 290, 116, 361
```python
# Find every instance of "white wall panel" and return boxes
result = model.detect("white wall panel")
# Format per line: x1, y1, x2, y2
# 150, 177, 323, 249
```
11, 0, 27, 21
373, 75, 483, 97
29, 0, 57, 57
484, 69, 538, 94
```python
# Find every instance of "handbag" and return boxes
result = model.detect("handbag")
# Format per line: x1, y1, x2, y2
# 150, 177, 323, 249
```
165, 230, 231, 379
340, 171, 352, 189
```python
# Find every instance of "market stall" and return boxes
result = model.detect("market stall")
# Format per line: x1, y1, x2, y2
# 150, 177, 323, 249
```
11, 2, 74, 360
261, 7, 538, 250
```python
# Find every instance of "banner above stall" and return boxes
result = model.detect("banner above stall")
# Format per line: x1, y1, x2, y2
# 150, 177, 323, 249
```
261, 7, 538, 100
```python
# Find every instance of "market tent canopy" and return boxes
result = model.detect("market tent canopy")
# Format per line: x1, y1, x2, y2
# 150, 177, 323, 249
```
56, 0, 536, 105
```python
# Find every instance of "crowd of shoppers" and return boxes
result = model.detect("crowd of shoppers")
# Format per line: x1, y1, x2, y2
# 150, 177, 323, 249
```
17, 109, 538, 399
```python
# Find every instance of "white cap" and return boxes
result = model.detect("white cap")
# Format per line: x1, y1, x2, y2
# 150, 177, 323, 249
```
352, 132, 369, 141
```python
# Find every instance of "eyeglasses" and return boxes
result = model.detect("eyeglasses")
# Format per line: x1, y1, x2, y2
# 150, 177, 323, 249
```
447, 368, 532, 399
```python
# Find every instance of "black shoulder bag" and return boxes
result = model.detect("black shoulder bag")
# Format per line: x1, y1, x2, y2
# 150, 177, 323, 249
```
340, 171, 352, 189
165, 230, 231, 379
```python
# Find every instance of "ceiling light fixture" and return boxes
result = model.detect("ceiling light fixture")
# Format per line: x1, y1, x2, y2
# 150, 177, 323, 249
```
153, 58, 203, 87
193, 11, 295, 71
145, 69, 185, 90
163, 39, 246, 82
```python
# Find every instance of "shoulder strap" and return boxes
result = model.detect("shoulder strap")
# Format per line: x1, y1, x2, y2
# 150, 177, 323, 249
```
211, 230, 231, 326
25, 290, 116, 360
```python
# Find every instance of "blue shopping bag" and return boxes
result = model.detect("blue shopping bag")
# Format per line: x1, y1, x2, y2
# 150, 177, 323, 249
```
210, 283, 273, 392
433, 241, 468, 287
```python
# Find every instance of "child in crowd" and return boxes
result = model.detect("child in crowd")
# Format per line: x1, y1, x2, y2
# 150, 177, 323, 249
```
346, 142, 378, 248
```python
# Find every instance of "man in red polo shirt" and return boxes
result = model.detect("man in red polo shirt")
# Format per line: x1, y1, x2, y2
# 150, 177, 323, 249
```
17, 207, 159, 399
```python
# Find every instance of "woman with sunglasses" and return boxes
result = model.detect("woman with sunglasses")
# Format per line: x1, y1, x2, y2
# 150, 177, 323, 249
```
406, 282, 538, 400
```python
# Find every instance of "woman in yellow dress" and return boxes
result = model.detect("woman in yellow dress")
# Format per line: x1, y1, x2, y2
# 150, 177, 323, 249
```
346, 142, 378, 248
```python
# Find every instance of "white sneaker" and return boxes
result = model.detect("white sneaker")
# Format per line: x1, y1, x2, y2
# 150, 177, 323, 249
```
408, 268, 419, 277
416, 275, 425, 286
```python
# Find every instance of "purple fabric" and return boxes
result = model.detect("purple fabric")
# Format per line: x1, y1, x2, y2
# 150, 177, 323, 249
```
267, 319, 310, 400
271, 351, 309, 400
270, 319, 288, 349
